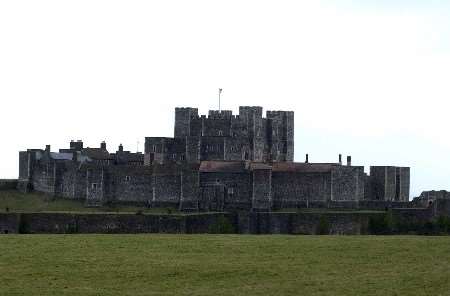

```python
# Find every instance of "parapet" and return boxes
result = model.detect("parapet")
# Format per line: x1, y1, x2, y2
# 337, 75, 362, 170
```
207, 110, 233, 119
175, 107, 199, 118
266, 110, 294, 119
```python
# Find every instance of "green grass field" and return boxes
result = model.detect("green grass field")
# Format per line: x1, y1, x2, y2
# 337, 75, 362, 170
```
0, 190, 178, 214
1, 235, 449, 295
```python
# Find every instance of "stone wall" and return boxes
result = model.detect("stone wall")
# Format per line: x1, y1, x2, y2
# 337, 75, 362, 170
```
0, 209, 444, 235
252, 169, 272, 210
11, 212, 236, 234
199, 171, 252, 210
271, 172, 332, 207
369, 166, 409, 201
0, 213, 20, 233
331, 166, 365, 201
432, 199, 450, 218
0, 179, 18, 191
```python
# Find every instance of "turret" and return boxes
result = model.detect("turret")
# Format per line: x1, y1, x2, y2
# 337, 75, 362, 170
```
174, 107, 199, 138
266, 110, 294, 162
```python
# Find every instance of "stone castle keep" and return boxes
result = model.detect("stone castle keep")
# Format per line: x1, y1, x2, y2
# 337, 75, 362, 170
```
17, 106, 410, 211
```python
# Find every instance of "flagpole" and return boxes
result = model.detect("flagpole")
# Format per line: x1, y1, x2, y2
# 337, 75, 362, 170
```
218, 88, 222, 112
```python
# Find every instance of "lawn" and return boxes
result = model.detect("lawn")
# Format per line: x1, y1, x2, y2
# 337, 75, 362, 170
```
0, 235, 449, 295
0, 190, 178, 214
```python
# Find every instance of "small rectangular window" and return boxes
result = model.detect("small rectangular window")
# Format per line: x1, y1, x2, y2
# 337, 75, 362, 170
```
91, 183, 98, 190
125, 176, 131, 182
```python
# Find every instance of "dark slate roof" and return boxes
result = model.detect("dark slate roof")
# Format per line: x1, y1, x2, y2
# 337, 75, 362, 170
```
199, 161, 247, 173
82, 148, 112, 160
50, 152, 73, 160
116, 152, 144, 162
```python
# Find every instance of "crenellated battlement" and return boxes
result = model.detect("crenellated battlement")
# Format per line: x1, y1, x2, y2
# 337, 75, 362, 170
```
171, 105, 294, 162
207, 110, 233, 119
266, 110, 294, 118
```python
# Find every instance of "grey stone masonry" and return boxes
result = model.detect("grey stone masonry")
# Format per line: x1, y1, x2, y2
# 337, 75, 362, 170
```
17, 105, 411, 211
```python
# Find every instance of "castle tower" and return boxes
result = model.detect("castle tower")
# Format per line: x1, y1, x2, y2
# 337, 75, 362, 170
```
266, 110, 294, 162
174, 107, 199, 138
239, 106, 264, 161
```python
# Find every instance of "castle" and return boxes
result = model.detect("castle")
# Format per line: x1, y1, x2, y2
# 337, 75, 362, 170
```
17, 106, 410, 211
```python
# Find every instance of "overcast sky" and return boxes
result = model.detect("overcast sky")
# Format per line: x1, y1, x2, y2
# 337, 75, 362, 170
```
1, 1, 449, 198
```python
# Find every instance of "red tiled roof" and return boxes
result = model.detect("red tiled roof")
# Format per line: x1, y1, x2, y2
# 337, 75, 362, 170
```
199, 161, 247, 173
271, 162, 336, 173
249, 163, 272, 170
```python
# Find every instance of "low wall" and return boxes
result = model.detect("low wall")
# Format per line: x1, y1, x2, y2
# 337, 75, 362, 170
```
0, 213, 21, 234
16, 213, 237, 234
0, 211, 385, 235
0, 179, 18, 191
236, 212, 384, 235
273, 200, 414, 210
0, 208, 442, 235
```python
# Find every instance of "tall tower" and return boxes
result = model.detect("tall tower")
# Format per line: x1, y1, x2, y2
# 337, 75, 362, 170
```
239, 106, 264, 161
174, 107, 199, 138
266, 110, 294, 162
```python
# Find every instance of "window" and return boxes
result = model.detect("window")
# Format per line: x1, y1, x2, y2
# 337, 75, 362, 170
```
243, 151, 249, 160
152, 145, 156, 152
218, 130, 223, 136
91, 183, 98, 190
227, 187, 234, 196
125, 176, 131, 182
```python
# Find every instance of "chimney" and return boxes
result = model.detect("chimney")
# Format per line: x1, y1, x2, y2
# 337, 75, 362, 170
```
347, 156, 352, 166
45, 145, 51, 152
305, 153, 309, 163
100, 141, 107, 150
339, 154, 342, 165
119, 144, 124, 152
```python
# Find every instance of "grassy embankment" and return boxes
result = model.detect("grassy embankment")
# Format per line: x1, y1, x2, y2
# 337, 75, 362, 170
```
0, 235, 449, 295
0, 190, 178, 214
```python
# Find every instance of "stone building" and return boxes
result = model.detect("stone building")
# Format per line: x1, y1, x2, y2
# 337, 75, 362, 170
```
17, 106, 410, 210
